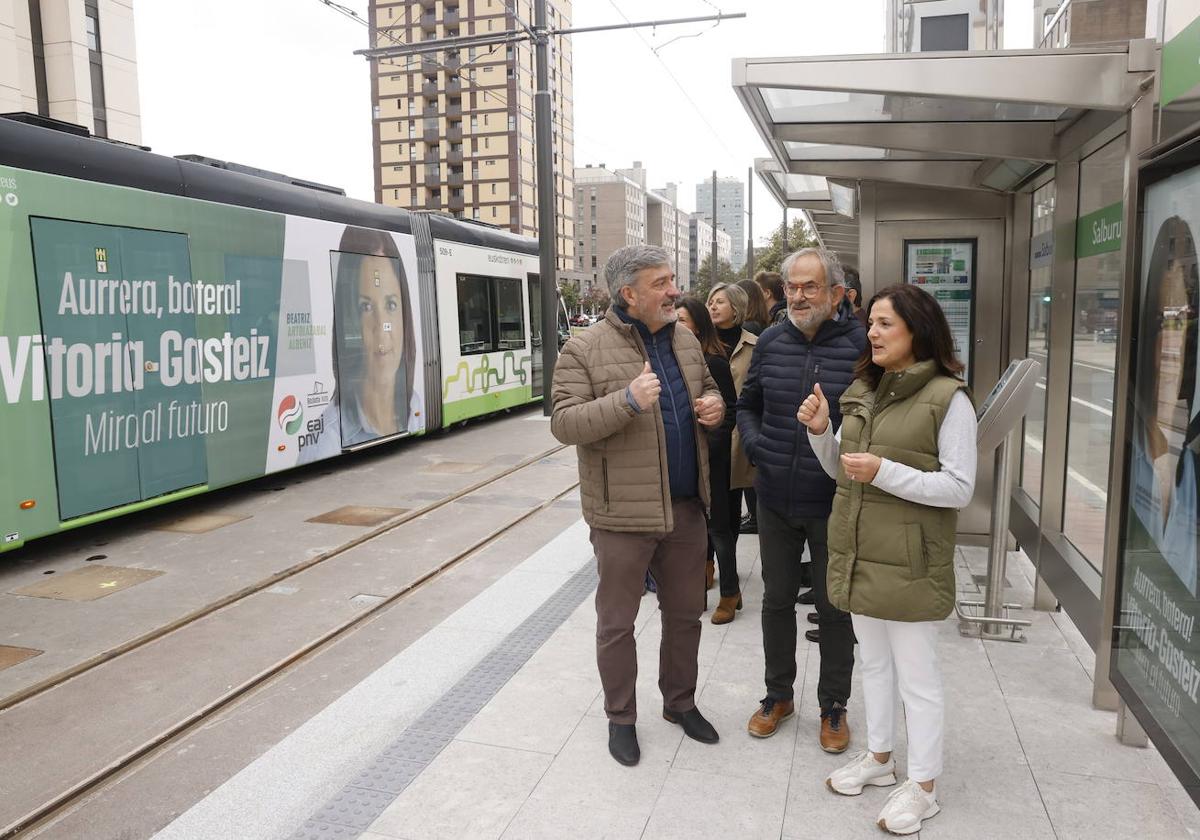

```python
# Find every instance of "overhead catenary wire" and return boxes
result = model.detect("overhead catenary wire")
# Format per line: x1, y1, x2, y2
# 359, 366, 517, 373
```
603, 0, 739, 158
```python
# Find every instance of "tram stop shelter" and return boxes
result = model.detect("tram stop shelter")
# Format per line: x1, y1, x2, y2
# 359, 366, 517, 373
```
732, 39, 1197, 787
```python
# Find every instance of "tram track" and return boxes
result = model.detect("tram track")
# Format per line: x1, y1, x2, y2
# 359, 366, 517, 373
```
1, 443, 581, 839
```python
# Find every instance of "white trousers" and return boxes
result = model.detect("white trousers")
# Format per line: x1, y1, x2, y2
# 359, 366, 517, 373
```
851, 613, 944, 782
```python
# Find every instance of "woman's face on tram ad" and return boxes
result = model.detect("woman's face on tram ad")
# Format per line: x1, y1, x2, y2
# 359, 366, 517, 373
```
356, 256, 405, 385
867, 296, 917, 373
707, 290, 735, 329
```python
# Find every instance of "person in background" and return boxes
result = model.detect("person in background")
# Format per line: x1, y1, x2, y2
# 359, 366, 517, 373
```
800, 283, 976, 835
842, 267, 869, 328
675, 296, 741, 624
737, 278, 771, 336
551, 245, 725, 768
707, 282, 760, 583
754, 270, 787, 325
737, 248, 864, 751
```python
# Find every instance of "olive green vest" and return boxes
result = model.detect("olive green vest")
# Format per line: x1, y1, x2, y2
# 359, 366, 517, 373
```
826, 360, 969, 622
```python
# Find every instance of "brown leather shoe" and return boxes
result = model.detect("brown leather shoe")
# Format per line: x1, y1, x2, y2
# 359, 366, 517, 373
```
711, 593, 742, 624
820, 704, 850, 753
705, 560, 715, 591
747, 697, 794, 738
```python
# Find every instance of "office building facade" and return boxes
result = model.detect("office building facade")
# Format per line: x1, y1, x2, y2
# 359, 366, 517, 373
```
695, 175, 745, 271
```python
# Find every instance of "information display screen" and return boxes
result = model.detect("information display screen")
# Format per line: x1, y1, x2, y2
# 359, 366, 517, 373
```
1114, 160, 1200, 782
904, 239, 976, 384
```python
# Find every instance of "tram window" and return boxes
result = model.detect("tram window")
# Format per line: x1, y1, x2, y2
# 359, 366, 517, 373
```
456, 273, 526, 355
495, 277, 525, 350
457, 275, 493, 354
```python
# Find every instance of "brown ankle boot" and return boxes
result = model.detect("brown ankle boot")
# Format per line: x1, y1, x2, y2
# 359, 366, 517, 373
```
705, 560, 715, 590
711, 593, 742, 624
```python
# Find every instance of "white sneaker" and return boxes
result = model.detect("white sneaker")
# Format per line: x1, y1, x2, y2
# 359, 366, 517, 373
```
876, 778, 939, 835
825, 750, 897, 795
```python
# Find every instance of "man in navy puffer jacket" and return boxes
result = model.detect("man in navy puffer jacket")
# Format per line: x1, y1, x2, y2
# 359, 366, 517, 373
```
736, 248, 866, 750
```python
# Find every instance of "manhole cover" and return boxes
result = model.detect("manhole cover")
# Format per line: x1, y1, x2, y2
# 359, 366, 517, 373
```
420, 461, 485, 475
307, 506, 409, 527
156, 512, 250, 534
10, 565, 165, 601
0, 645, 42, 671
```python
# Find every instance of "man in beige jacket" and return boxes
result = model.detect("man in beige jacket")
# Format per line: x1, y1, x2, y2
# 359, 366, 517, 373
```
551, 245, 725, 767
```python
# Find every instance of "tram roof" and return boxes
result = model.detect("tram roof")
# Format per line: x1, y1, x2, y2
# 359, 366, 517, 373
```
0, 115, 535, 256
734, 43, 1156, 263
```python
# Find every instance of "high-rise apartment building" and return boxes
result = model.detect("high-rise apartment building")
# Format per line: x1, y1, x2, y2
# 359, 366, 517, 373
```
695, 175, 745, 271
0, 0, 140, 142
369, 0, 575, 279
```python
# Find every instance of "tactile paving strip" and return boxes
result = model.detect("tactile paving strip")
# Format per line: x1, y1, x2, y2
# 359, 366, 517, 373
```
288, 559, 599, 840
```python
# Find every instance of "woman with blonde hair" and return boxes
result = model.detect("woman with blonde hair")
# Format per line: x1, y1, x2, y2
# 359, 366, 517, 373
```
704, 282, 758, 622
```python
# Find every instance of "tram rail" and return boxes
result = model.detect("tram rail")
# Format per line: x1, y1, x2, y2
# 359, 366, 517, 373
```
1, 443, 579, 839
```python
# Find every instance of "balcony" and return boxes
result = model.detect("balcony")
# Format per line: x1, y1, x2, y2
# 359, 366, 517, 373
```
448, 149, 463, 164
422, 106, 439, 118
421, 81, 438, 96
423, 127, 440, 143
449, 171, 464, 187
445, 8, 459, 25
449, 192, 465, 211
447, 125, 462, 143
447, 77, 462, 93
420, 13, 436, 30
445, 55, 461, 72
425, 195, 442, 210
447, 104, 462, 118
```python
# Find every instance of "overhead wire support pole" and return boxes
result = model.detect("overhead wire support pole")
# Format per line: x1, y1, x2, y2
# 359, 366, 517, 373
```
349, 7, 747, 416
534, 0, 558, 417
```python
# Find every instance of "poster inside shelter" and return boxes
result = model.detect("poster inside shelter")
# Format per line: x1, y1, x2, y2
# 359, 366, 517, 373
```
1115, 164, 1200, 772
904, 240, 975, 383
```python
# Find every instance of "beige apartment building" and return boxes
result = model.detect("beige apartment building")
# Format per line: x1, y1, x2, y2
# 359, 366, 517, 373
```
0, 0, 140, 142
369, 0, 575, 277
573, 163, 693, 294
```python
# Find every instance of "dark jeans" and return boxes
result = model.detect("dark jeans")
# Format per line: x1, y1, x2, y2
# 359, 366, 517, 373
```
758, 501, 853, 711
707, 438, 740, 597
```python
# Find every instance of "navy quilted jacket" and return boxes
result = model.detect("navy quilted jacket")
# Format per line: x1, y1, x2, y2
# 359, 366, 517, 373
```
736, 314, 866, 519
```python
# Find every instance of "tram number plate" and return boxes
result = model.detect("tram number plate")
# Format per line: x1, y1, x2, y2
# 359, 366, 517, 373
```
4, 532, 18, 543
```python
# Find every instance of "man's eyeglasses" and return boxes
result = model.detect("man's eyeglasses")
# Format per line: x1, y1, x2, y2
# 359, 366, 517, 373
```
785, 281, 829, 300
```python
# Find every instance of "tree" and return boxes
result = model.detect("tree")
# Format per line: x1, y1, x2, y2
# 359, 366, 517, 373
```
558, 280, 580, 314
751, 219, 817, 276
692, 255, 737, 301
583, 284, 610, 314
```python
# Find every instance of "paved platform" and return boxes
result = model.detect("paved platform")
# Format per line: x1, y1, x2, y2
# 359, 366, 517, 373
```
147, 516, 1200, 840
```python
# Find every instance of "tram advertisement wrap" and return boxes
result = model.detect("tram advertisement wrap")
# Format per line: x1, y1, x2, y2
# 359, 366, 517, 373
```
0, 165, 423, 536
1116, 164, 1200, 764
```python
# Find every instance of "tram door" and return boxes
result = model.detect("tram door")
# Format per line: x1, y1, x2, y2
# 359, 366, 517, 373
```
29, 218, 208, 519
527, 273, 543, 399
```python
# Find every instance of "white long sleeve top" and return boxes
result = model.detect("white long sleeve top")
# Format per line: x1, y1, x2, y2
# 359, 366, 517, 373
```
807, 390, 978, 509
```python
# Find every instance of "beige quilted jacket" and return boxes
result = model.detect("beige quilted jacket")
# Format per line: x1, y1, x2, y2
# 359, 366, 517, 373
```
551, 308, 720, 533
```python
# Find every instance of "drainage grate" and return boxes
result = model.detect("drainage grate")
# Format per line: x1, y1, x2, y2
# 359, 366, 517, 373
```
156, 512, 250, 534
307, 506, 409, 527
0, 645, 43, 671
288, 559, 599, 840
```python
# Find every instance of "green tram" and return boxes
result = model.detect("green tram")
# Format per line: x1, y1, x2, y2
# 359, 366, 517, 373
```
0, 116, 552, 554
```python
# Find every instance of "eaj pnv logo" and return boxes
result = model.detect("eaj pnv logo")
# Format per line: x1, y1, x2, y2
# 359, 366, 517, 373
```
277, 395, 304, 435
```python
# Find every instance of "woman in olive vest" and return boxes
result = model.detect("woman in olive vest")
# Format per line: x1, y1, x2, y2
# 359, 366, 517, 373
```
797, 283, 977, 836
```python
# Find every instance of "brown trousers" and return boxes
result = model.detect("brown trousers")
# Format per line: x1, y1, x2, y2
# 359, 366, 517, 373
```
589, 498, 707, 724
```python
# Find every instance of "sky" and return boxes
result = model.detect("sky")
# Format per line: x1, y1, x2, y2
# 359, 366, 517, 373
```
134, 1, 1033, 246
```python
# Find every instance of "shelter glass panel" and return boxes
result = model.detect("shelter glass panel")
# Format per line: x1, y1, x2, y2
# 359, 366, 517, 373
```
1063, 137, 1126, 568
760, 88, 1066, 124
1022, 180, 1056, 504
